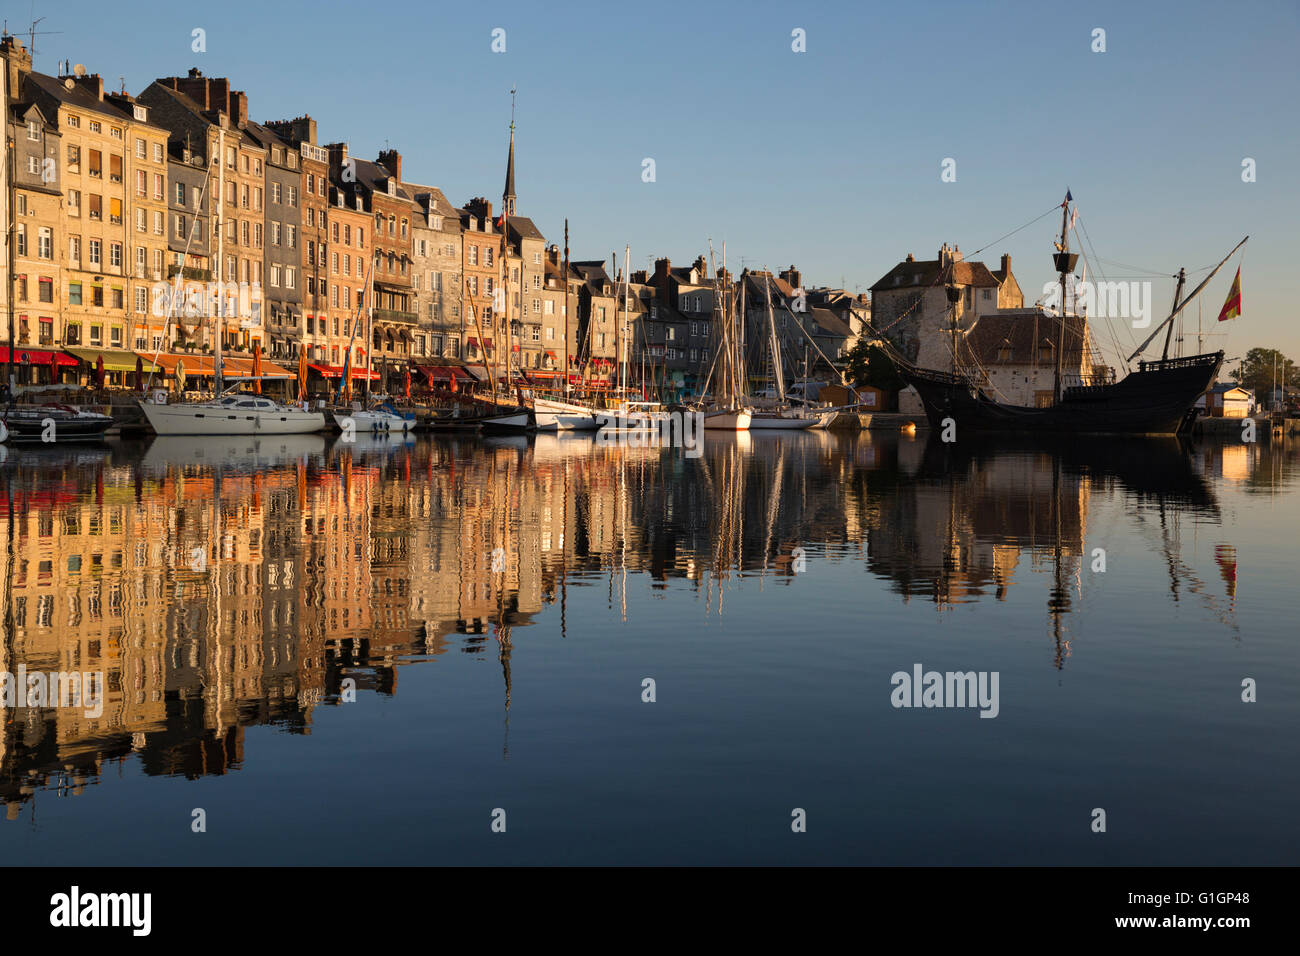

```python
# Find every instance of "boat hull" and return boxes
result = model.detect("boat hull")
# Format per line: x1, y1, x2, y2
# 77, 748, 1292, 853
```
896, 352, 1223, 435
139, 401, 327, 436
748, 413, 817, 430
480, 409, 533, 434
703, 408, 753, 431
1, 408, 114, 443
534, 398, 598, 431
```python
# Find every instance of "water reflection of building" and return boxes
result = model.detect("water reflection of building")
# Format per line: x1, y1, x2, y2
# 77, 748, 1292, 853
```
2, 431, 1234, 814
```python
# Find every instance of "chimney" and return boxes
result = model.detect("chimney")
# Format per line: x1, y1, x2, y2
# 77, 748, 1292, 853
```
631, 269, 648, 284
465, 197, 492, 225
653, 257, 671, 283
780, 265, 802, 290
905, 253, 915, 262
2, 36, 33, 93
229, 89, 248, 128
69, 72, 104, 100
326, 142, 348, 176
692, 254, 707, 277
266, 115, 317, 146
377, 148, 401, 183
1000, 253, 1011, 277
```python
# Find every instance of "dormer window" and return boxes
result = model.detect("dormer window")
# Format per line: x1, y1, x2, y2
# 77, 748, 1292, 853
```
133, 105, 147, 121
387, 179, 396, 196
26, 120, 40, 140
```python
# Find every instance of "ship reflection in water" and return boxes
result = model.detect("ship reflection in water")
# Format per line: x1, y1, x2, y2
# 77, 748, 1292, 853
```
1, 429, 1297, 864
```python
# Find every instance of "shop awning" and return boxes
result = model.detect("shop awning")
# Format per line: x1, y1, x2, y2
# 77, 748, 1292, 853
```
308, 363, 379, 381
415, 364, 476, 382
1, 347, 79, 367
66, 347, 160, 373
146, 353, 294, 378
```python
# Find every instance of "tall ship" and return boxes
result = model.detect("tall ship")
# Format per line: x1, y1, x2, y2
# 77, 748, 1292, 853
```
891, 193, 1242, 435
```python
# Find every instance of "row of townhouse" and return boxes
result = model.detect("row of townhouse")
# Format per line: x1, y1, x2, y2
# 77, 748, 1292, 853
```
2, 38, 861, 397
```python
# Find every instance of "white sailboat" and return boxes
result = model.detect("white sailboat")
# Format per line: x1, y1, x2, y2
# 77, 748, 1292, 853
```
701, 241, 752, 430
749, 275, 818, 430
534, 397, 598, 430
141, 391, 325, 436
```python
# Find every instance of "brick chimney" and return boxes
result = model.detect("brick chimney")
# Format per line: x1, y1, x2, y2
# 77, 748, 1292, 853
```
692, 254, 707, 278
164, 70, 246, 126
68, 71, 105, 101
465, 197, 492, 226
653, 257, 671, 283
1000, 253, 1011, 277
780, 265, 802, 290
377, 148, 401, 183
1, 36, 33, 93
266, 115, 317, 146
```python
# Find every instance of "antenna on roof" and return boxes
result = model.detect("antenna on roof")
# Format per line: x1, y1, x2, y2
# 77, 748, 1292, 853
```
25, 17, 63, 59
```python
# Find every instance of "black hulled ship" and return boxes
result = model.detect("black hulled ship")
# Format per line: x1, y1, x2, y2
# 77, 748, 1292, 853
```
893, 194, 1243, 435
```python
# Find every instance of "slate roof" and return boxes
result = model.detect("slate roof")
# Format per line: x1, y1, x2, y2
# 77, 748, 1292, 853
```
963, 310, 1088, 366
870, 257, 1001, 292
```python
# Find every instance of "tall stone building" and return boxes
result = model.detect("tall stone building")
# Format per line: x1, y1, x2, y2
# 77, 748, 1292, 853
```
264, 115, 329, 363
24, 63, 167, 362
869, 244, 1023, 413
245, 120, 303, 360
403, 185, 462, 360
460, 197, 503, 367
323, 144, 377, 381
139, 70, 270, 355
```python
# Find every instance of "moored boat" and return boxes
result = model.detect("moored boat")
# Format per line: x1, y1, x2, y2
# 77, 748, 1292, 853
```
1, 403, 115, 443
140, 393, 326, 436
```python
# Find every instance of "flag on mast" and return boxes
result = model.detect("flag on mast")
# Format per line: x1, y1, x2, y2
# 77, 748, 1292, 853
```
1217, 266, 1242, 322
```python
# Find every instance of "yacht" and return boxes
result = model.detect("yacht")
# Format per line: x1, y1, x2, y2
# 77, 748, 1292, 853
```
140, 392, 326, 436
1, 403, 115, 443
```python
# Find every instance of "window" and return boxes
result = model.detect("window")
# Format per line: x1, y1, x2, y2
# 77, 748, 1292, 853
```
69, 281, 84, 305
135, 246, 146, 277
544, 300, 554, 315
38, 277, 53, 303
38, 228, 52, 259
110, 243, 122, 268
468, 245, 478, 266
67, 189, 80, 214
286, 225, 296, 249
69, 236, 81, 263
153, 142, 164, 163
111, 326, 123, 346
136, 288, 148, 313
271, 182, 282, 204
154, 211, 164, 234
109, 154, 122, 182
270, 264, 281, 287
26, 120, 40, 140
240, 183, 249, 208
176, 214, 187, 238
135, 138, 146, 158
271, 222, 281, 246
287, 185, 297, 207
285, 267, 295, 289
109, 197, 123, 225
14, 225, 24, 256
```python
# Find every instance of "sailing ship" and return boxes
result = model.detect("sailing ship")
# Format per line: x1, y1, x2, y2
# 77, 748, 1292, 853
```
892, 193, 1239, 435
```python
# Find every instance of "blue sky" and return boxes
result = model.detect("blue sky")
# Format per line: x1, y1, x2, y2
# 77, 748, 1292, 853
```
19, 0, 1300, 363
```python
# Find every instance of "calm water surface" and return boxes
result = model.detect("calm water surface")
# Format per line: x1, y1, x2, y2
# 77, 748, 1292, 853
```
1, 429, 1296, 864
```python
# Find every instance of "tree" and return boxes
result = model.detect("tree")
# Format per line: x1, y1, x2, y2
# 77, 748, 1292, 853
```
844, 339, 904, 392
1230, 348, 1297, 398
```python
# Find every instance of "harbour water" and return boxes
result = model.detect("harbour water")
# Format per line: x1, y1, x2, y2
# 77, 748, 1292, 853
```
1, 430, 1296, 865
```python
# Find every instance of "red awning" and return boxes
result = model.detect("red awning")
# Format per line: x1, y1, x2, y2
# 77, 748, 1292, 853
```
308, 363, 379, 381
1, 347, 79, 367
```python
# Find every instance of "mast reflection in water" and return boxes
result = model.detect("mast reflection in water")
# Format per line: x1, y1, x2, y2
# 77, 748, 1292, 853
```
1, 429, 1297, 864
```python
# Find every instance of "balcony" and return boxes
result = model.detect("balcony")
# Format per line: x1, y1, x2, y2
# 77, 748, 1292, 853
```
373, 307, 417, 325
168, 264, 213, 281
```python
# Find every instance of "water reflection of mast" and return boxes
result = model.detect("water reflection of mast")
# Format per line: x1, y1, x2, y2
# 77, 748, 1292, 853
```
1048, 454, 1071, 670
496, 452, 512, 757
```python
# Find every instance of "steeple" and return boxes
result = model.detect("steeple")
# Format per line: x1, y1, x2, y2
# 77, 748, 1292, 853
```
503, 88, 517, 217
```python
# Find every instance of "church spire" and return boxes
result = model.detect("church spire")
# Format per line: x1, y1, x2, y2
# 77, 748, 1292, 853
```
503, 87, 517, 218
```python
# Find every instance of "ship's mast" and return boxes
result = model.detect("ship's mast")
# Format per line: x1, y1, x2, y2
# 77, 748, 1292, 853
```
1051, 194, 1078, 404
1161, 268, 1187, 361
